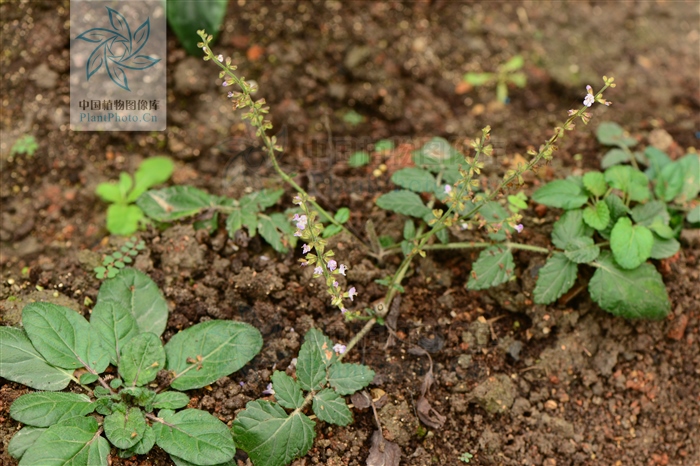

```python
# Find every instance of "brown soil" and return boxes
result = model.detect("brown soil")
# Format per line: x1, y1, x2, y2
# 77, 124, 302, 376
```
2, 1, 699, 466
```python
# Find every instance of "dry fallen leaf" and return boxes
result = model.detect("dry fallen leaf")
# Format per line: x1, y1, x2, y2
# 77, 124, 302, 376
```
408, 346, 446, 429
366, 429, 401, 466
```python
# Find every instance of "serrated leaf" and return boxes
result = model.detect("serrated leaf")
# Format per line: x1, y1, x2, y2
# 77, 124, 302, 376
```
153, 392, 191, 410
119, 424, 156, 457
677, 153, 700, 202
22, 302, 98, 370
583, 201, 610, 230
650, 235, 680, 259
583, 171, 607, 197
479, 201, 514, 241
106, 204, 144, 236
0, 327, 73, 391
631, 200, 670, 227
232, 400, 316, 466
551, 209, 593, 250
589, 252, 670, 319
154, 409, 236, 465
376, 190, 431, 218
532, 180, 588, 209
348, 151, 370, 167
688, 205, 700, 223
297, 340, 330, 392
533, 253, 578, 304
312, 389, 353, 426
104, 407, 147, 449
601, 148, 630, 169
648, 218, 674, 239
605, 194, 631, 220
137, 186, 214, 222
8, 427, 46, 460
10, 392, 94, 427
271, 371, 304, 409
119, 333, 165, 387
391, 167, 436, 193
564, 237, 600, 264
90, 300, 140, 365
596, 122, 637, 147
241, 188, 284, 211
466, 246, 514, 290
129, 156, 175, 202
258, 214, 288, 253
19, 416, 106, 466
328, 362, 375, 395
412, 137, 464, 172
96, 268, 169, 337
604, 165, 650, 202
165, 320, 263, 391
610, 217, 653, 269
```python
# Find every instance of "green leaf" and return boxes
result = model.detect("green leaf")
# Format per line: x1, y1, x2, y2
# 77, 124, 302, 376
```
241, 188, 285, 211
376, 190, 431, 218
271, 371, 304, 409
412, 137, 464, 172
154, 391, 191, 410
328, 362, 375, 395
479, 201, 514, 241
508, 71, 527, 88
533, 253, 578, 304
650, 235, 680, 260
167, 0, 228, 56
334, 207, 351, 223
96, 268, 169, 337
583, 201, 611, 230
589, 252, 670, 319
564, 237, 600, 264
532, 180, 588, 209
96, 182, 124, 203
583, 171, 607, 197
90, 300, 140, 365
654, 161, 685, 202
677, 153, 700, 202
321, 224, 343, 239
22, 302, 96, 370
596, 122, 637, 147
391, 167, 436, 193
166, 320, 263, 391
643, 146, 671, 180
348, 151, 370, 167
501, 55, 524, 71
296, 332, 332, 392
232, 400, 316, 466
128, 156, 175, 202
10, 392, 93, 427
137, 186, 214, 222
466, 246, 514, 290
258, 214, 288, 253
80, 373, 98, 385
604, 165, 650, 202
631, 200, 670, 227
312, 389, 353, 426
104, 407, 147, 449
106, 204, 144, 236
119, 424, 156, 457
550, 210, 592, 250
8, 427, 46, 460
171, 455, 236, 466
436, 227, 449, 244
154, 409, 236, 465
119, 333, 165, 386
374, 139, 394, 152
0, 327, 72, 391
403, 219, 416, 240
19, 416, 106, 466
463, 72, 495, 86
610, 217, 653, 269
688, 205, 700, 223
600, 149, 630, 169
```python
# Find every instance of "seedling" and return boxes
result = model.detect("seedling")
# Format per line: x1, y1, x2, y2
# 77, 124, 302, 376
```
96, 156, 174, 235
463, 55, 527, 104
10, 134, 39, 157
1, 268, 262, 466
94, 237, 146, 279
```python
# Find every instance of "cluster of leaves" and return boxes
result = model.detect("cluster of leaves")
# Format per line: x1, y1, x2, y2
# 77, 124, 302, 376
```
463, 55, 527, 104
167, 0, 228, 55
232, 329, 375, 466
137, 185, 297, 252
10, 134, 39, 157
96, 156, 174, 236
1, 268, 262, 466
94, 237, 146, 279
527, 122, 699, 318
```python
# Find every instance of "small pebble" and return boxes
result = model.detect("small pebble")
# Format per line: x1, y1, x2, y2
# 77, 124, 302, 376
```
544, 399, 558, 410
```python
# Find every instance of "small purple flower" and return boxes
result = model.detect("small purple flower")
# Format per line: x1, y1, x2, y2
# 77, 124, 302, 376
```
222, 81, 229, 87
293, 194, 302, 205
514, 224, 524, 233
262, 383, 275, 395
302, 243, 312, 254
444, 184, 452, 194
293, 214, 308, 230
333, 343, 346, 354
327, 260, 337, 271
339, 264, 347, 276
348, 287, 357, 301
313, 266, 323, 275
239, 381, 245, 387
583, 85, 595, 107
227, 91, 234, 98
340, 307, 347, 314
333, 280, 339, 288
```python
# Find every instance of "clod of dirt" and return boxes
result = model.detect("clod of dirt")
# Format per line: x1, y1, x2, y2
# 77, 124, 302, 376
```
377, 400, 416, 447
463, 318, 491, 347
469, 373, 517, 414
157, 225, 206, 276
366, 429, 401, 466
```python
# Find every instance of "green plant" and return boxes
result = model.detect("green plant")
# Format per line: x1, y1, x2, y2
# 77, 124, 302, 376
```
459, 452, 474, 463
1, 267, 262, 465
94, 237, 146, 279
167, 0, 228, 56
463, 55, 527, 104
10, 134, 38, 157
96, 156, 174, 236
